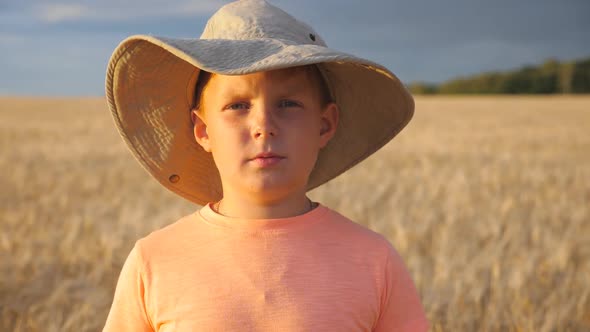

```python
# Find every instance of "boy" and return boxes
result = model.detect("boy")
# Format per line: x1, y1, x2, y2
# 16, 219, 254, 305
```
103, 0, 429, 331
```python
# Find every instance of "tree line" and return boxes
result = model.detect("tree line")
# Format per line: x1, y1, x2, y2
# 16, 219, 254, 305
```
408, 57, 590, 94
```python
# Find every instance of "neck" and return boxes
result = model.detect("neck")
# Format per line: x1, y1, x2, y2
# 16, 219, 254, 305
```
214, 193, 314, 219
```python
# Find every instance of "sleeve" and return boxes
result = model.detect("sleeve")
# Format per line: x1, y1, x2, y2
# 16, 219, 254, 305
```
373, 244, 429, 332
103, 242, 154, 332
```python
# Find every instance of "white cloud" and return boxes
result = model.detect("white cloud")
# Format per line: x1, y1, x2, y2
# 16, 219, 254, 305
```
35, 4, 89, 23
32, 1, 225, 23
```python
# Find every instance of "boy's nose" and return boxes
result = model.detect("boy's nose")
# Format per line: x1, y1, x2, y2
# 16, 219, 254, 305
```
251, 104, 278, 139
253, 127, 275, 138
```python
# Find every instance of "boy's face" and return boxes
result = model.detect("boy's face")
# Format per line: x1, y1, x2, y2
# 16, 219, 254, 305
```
191, 67, 339, 204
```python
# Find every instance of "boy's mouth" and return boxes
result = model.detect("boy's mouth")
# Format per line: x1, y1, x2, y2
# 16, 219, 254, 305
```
250, 152, 285, 167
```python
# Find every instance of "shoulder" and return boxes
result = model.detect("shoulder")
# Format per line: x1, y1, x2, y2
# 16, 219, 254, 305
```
320, 205, 398, 257
133, 211, 200, 261
322, 206, 391, 242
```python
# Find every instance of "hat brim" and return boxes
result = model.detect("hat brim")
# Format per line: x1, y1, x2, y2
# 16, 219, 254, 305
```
106, 35, 414, 205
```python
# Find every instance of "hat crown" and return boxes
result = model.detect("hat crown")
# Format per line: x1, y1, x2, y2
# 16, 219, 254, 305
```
200, 0, 326, 46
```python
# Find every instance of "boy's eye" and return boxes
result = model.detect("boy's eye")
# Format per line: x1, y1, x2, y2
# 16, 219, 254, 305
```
278, 100, 301, 108
225, 102, 250, 110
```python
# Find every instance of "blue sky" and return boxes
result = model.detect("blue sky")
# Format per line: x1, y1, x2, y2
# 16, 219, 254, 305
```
1, 0, 589, 96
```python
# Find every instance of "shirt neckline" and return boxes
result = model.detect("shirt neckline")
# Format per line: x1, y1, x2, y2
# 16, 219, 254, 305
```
197, 202, 329, 232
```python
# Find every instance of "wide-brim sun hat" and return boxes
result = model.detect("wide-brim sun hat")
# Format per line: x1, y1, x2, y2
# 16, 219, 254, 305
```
105, 0, 414, 206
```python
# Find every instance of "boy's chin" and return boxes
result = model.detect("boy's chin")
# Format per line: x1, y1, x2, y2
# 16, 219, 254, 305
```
233, 178, 308, 201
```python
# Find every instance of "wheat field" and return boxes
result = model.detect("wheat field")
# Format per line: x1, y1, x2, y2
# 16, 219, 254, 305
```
1, 96, 589, 331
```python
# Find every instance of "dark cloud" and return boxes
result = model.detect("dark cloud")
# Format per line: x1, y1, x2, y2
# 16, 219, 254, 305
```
278, 0, 590, 81
1, 0, 589, 94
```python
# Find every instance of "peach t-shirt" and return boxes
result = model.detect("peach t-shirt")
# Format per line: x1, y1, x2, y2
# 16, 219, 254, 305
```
103, 203, 429, 331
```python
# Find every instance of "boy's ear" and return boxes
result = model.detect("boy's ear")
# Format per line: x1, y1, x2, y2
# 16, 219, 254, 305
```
190, 109, 211, 152
319, 102, 339, 148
